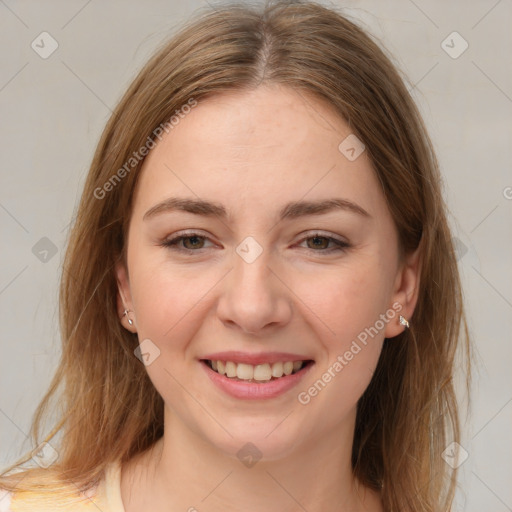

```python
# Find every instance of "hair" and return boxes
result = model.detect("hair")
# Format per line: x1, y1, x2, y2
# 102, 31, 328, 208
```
1, 1, 471, 510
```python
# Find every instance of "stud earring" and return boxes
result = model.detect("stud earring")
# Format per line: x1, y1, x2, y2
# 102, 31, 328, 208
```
399, 315, 409, 328
123, 309, 134, 326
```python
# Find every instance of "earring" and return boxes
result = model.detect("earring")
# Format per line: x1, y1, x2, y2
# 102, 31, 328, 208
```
399, 315, 410, 328
123, 309, 134, 326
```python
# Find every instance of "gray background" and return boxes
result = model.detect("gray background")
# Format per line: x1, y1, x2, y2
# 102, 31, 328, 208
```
1, 1, 511, 510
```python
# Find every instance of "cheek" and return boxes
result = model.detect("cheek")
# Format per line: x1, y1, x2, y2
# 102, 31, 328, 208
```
129, 266, 214, 405
290, 258, 390, 402
132, 271, 198, 342
291, 257, 391, 346
295, 267, 385, 417
129, 255, 226, 359
310, 339, 383, 422
296, 259, 393, 411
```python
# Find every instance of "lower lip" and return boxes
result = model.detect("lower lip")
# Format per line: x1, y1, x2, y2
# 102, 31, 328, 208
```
200, 360, 314, 400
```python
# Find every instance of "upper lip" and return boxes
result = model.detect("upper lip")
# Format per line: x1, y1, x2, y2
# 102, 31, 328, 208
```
201, 351, 314, 365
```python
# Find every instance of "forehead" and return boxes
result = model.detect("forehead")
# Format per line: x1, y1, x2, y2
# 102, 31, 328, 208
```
132, 85, 385, 221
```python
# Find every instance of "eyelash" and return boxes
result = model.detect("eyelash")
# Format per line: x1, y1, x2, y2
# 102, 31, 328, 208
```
159, 231, 350, 254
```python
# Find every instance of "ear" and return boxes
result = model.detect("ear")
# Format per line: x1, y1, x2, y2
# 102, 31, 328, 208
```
384, 245, 422, 338
115, 259, 137, 332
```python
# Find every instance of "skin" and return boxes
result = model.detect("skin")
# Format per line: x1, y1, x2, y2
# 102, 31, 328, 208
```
115, 84, 420, 512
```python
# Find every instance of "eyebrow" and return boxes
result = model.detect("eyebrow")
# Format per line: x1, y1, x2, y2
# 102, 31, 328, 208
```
143, 196, 371, 222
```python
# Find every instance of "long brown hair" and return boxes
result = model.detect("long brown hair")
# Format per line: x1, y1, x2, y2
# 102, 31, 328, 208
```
1, 1, 471, 510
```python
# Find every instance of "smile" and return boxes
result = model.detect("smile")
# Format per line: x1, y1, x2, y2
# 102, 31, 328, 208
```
200, 358, 315, 400
203, 359, 312, 382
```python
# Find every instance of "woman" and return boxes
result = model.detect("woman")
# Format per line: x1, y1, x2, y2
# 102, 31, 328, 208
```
0, 1, 471, 511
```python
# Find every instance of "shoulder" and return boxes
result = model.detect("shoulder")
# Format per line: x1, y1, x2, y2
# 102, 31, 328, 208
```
0, 485, 98, 512
0, 488, 14, 512
0, 461, 122, 512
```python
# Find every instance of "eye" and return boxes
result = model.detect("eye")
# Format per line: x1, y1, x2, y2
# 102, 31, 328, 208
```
297, 233, 350, 253
159, 231, 350, 254
160, 232, 214, 252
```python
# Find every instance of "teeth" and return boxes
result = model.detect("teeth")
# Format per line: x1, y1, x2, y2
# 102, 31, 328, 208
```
225, 361, 237, 378
271, 362, 283, 378
208, 359, 307, 381
236, 363, 253, 380
254, 364, 272, 381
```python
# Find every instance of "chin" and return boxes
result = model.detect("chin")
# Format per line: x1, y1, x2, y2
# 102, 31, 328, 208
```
198, 417, 306, 464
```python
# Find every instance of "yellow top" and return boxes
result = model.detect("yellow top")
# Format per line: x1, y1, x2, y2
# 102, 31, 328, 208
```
0, 461, 125, 512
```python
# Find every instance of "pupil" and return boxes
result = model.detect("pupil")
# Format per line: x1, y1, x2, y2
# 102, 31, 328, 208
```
185, 236, 202, 249
310, 236, 327, 249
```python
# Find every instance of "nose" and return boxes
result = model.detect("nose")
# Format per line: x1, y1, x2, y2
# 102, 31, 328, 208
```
216, 246, 293, 335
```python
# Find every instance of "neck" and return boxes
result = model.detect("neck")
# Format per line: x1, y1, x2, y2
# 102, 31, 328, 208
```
120, 407, 382, 512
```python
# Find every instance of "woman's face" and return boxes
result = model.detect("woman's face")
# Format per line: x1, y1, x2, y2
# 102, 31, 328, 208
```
116, 85, 419, 460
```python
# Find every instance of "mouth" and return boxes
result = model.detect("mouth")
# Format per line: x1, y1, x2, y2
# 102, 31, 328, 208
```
200, 359, 314, 383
